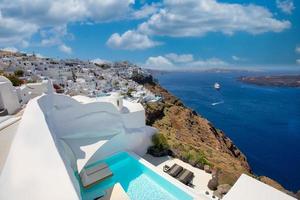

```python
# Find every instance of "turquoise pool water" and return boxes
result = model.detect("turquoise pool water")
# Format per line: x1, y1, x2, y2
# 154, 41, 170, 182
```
78, 152, 193, 200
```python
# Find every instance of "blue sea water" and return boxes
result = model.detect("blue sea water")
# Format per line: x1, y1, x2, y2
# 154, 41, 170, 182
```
155, 71, 300, 192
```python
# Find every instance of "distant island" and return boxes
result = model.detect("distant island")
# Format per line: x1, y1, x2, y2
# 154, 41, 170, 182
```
239, 75, 300, 87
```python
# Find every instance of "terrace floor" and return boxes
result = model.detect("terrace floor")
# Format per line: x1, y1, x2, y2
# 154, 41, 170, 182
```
143, 154, 215, 199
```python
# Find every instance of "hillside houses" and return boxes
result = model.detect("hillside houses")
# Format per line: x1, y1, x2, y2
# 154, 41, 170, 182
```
0, 50, 161, 103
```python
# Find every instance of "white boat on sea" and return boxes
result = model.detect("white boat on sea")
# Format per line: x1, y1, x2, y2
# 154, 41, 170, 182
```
214, 82, 221, 90
211, 100, 224, 106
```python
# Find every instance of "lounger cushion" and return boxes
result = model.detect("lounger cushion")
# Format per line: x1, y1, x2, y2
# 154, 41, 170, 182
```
177, 169, 194, 184
81, 167, 113, 188
84, 163, 108, 176
168, 164, 183, 177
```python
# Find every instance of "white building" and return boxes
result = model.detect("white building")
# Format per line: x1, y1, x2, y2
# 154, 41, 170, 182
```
223, 174, 296, 200
0, 90, 155, 200
0, 76, 21, 115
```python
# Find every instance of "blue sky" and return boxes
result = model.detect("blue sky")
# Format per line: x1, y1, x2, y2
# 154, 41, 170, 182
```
0, 0, 299, 69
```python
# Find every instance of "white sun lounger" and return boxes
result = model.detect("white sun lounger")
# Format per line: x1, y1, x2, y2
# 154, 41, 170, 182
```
80, 165, 113, 188
96, 183, 130, 200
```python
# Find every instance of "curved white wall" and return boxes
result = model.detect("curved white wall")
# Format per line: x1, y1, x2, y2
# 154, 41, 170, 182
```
82, 126, 155, 167
48, 96, 125, 139
0, 96, 81, 200
121, 110, 145, 129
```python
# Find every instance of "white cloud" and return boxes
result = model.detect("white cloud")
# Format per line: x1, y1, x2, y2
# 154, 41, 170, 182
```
137, 0, 290, 37
297, 59, 300, 65
0, 0, 135, 47
276, 0, 295, 14
40, 25, 73, 48
0, 0, 134, 25
144, 56, 174, 69
1, 46, 18, 52
295, 46, 300, 54
106, 30, 160, 50
143, 53, 228, 70
58, 44, 72, 54
91, 58, 111, 64
232, 55, 247, 61
132, 3, 160, 19
20, 40, 29, 48
0, 11, 38, 46
232, 56, 240, 61
108, 0, 291, 50
165, 53, 194, 63
188, 58, 227, 68
35, 53, 45, 58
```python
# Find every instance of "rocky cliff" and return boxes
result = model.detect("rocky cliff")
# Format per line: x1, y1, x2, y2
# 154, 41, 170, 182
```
133, 73, 298, 197
143, 80, 250, 185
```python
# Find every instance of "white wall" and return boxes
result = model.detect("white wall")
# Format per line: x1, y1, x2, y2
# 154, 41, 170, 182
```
26, 81, 48, 98
121, 110, 145, 129
86, 126, 155, 163
0, 82, 21, 114
16, 86, 31, 105
49, 95, 124, 138
0, 96, 81, 200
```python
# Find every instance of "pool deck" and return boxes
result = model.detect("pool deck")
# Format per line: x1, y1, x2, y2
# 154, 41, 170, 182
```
143, 154, 215, 199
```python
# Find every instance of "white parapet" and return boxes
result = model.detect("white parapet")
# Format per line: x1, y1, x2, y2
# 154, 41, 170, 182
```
16, 85, 31, 105
26, 80, 49, 98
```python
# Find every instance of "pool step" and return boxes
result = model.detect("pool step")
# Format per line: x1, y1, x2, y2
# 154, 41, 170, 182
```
80, 163, 113, 188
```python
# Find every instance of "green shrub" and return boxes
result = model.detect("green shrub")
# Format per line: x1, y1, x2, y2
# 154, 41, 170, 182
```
14, 69, 24, 77
182, 150, 194, 161
4, 74, 23, 86
152, 133, 169, 150
181, 149, 210, 165
195, 151, 209, 165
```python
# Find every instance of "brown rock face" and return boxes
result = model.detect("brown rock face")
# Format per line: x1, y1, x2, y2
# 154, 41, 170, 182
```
208, 177, 219, 191
296, 190, 300, 200
213, 184, 232, 198
144, 82, 251, 185
259, 176, 286, 191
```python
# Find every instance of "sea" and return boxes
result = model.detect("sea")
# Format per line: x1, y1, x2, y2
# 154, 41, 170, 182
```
154, 70, 300, 192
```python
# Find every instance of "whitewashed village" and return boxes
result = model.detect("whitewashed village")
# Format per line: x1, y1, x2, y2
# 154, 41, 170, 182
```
0, 50, 160, 108
0, 50, 297, 200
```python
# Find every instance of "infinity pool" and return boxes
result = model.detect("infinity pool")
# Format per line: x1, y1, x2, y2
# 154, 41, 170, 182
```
78, 152, 193, 200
